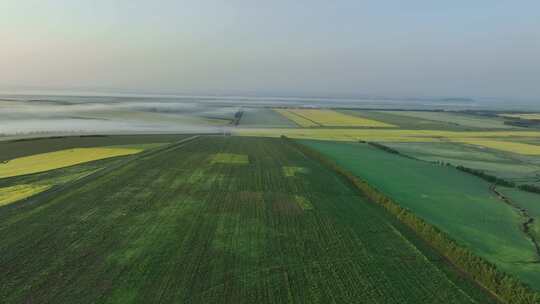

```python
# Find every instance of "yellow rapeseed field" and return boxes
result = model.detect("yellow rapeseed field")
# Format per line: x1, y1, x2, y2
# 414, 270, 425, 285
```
0, 147, 143, 179
0, 184, 52, 207
453, 138, 540, 155
499, 113, 540, 121
286, 109, 396, 127
273, 109, 319, 127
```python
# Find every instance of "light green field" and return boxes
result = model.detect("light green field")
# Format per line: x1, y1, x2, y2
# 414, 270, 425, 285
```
301, 139, 540, 288
384, 111, 515, 129
384, 142, 540, 183
282, 166, 307, 177
498, 187, 540, 241
454, 138, 540, 155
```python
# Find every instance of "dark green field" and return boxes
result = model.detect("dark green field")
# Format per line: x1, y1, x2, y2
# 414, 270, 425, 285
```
0, 136, 494, 303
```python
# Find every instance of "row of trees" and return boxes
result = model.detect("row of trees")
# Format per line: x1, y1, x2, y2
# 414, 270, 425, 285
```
283, 136, 540, 304
455, 165, 516, 187
519, 184, 540, 194
231, 110, 244, 126
366, 141, 420, 160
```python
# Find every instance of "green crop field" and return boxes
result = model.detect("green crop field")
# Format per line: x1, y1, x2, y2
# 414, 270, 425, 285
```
497, 188, 540, 242
301, 139, 540, 289
0, 136, 495, 303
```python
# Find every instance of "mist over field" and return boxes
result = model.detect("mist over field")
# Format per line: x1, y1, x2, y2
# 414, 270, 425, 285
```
2, 92, 540, 137
0, 98, 237, 137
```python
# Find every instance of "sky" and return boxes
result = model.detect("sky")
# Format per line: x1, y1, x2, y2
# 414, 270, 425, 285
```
1, 1, 539, 100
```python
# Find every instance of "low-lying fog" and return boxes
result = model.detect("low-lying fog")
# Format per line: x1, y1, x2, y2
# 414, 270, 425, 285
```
0, 97, 239, 138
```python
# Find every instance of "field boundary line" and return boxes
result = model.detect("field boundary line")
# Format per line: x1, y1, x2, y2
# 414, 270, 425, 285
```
282, 136, 539, 304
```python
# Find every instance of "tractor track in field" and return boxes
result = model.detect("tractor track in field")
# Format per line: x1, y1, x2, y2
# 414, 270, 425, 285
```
490, 184, 540, 261
286, 110, 322, 127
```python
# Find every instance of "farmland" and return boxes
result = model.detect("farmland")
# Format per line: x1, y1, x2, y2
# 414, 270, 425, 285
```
500, 113, 540, 120
0, 184, 51, 207
0, 134, 188, 161
340, 109, 468, 130
0, 136, 495, 303
273, 109, 319, 127
275, 109, 395, 128
301, 139, 540, 288
383, 142, 540, 185
236, 128, 540, 142
4, 102, 540, 301
383, 111, 514, 129
238, 108, 297, 128
453, 138, 540, 155
0, 147, 143, 179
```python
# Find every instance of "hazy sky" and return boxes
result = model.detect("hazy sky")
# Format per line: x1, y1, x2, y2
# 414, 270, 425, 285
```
1, 1, 539, 99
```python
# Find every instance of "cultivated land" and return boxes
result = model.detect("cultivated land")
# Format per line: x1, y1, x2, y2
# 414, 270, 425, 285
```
0, 136, 495, 303
500, 113, 540, 121
5, 103, 540, 301
0, 134, 188, 161
235, 128, 540, 154
276, 109, 395, 128
273, 109, 319, 127
238, 108, 297, 128
0, 184, 51, 207
453, 138, 540, 155
0, 147, 143, 179
340, 110, 471, 130
301, 139, 540, 288
383, 111, 514, 129
383, 142, 540, 185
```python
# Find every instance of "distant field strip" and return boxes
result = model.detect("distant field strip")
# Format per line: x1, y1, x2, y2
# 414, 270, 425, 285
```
276, 109, 395, 127
236, 128, 540, 141
0, 184, 51, 207
384, 111, 511, 129
454, 138, 540, 155
273, 109, 319, 127
500, 113, 540, 120
0, 147, 143, 178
